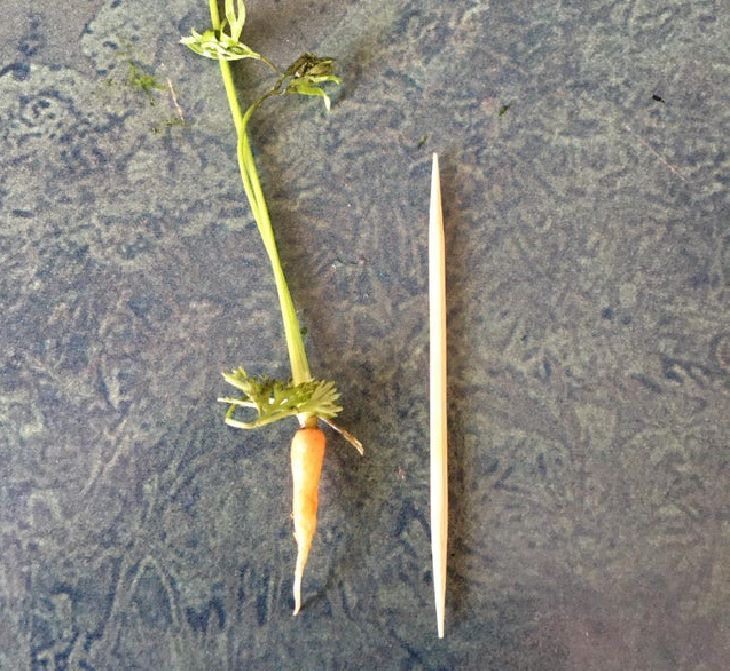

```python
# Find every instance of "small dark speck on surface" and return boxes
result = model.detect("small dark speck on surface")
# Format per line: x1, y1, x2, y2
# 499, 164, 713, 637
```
652, 94, 666, 103
664, 369, 683, 383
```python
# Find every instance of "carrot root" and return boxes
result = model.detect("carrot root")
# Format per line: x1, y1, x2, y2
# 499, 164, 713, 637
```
290, 427, 325, 615
292, 541, 310, 616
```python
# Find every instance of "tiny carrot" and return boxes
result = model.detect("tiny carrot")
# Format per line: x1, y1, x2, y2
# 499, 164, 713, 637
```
290, 426, 326, 615
186, 0, 363, 617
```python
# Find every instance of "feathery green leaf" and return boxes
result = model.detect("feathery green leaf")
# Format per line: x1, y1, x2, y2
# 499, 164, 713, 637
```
219, 368, 342, 429
181, 29, 261, 62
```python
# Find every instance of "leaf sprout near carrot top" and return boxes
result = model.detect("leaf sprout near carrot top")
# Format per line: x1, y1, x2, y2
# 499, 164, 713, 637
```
181, 0, 362, 616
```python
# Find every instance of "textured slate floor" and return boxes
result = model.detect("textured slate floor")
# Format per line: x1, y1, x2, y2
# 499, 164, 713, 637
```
1, 1, 729, 669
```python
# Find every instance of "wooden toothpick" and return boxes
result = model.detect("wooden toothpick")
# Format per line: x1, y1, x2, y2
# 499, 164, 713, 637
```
429, 152, 448, 639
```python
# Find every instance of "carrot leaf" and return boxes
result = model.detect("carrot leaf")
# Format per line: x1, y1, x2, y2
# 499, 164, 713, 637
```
286, 81, 333, 111
180, 29, 262, 62
282, 54, 340, 111
181, 0, 253, 61
218, 368, 342, 429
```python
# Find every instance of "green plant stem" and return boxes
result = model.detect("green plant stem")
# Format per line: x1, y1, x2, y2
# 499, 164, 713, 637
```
209, 0, 311, 387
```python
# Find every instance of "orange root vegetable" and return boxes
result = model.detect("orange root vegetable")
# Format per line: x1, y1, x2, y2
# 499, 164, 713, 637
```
290, 426, 326, 615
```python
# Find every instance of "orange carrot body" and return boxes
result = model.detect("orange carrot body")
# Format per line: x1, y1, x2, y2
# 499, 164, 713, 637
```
290, 426, 326, 615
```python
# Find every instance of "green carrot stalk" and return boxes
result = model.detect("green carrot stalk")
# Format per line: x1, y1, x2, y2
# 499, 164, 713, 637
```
207, 0, 310, 389
182, 0, 359, 437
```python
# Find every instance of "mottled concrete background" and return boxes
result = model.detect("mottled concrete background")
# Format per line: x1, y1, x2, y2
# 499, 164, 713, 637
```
1, 0, 729, 669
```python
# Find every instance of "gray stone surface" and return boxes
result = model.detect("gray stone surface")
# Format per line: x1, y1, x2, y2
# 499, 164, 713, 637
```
1, 0, 729, 669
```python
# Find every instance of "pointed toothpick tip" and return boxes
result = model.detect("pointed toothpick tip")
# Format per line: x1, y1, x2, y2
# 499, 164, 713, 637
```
431, 153, 440, 194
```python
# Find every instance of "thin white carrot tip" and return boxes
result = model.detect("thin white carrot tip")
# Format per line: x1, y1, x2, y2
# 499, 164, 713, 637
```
292, 574, 302, 616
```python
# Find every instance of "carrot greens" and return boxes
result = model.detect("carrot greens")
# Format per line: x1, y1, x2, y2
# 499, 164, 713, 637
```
182, 0, 350, 434
218, 371, 342, 430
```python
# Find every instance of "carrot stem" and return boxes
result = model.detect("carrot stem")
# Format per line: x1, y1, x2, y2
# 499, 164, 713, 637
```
208, 0, 311, 387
